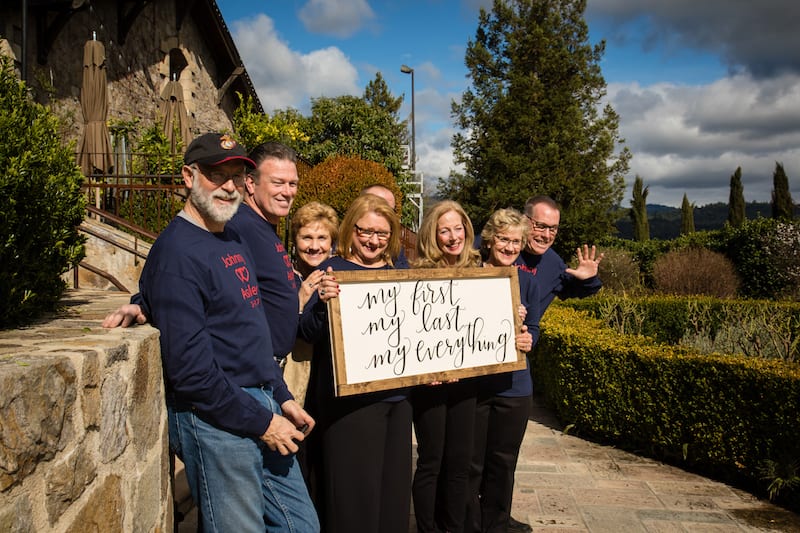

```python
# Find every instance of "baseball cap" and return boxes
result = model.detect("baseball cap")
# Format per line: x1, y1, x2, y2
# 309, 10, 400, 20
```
184, 133, 256, 168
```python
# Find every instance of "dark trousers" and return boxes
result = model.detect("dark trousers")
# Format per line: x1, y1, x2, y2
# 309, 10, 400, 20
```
412, 381, 477, 532
467, 393, 531, 533
320, 398, 412, 533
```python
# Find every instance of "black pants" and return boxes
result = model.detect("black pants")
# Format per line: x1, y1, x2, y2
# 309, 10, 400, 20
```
412, 380, 477, 532
319, 398, 412, 533
466, 393, 531, 533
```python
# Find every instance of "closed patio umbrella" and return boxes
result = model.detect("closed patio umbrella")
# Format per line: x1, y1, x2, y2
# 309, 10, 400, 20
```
159, 78, 192, 153
77, 39, 113, 175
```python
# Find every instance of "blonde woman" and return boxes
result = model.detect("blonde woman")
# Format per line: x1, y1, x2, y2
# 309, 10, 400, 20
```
411, 200, 481, 533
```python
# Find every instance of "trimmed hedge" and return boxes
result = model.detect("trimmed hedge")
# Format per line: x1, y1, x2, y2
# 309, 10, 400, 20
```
533, 304, 800, 510
564, 295, 800, 362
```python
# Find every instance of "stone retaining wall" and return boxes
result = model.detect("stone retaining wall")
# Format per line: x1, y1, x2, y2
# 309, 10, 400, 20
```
0, 290, 171, 532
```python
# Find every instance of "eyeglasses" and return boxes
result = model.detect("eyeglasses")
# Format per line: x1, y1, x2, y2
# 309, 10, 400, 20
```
354, 224, 391, 240
495, 236, 523, 248
191, 165, 247, 187
526, 215, 559, 233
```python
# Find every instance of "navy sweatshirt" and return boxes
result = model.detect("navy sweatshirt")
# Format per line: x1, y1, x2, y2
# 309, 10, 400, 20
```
139, 215, 291, 437
478, 267, 541, 398
226, 203, 299, 359
516, 248, 602, 319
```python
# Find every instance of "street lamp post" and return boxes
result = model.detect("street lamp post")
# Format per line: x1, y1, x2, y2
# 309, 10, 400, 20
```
400, 64, 423, 229
400, 64, 415, 172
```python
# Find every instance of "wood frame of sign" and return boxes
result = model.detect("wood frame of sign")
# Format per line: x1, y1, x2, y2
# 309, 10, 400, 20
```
326, 266, 526, 397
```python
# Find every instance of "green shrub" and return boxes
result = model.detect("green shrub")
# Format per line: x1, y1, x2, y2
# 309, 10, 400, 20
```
131, 123, 183, 176
117, 190, 184, 236
565, 295, 800, 362
653, 247, 739, 298
596, 247, 643, 295
293, 155, 402, 221
0, 57, 85, 326
232, 93, 309, 152
599, 237, 668, 289
718, 218, 800, 300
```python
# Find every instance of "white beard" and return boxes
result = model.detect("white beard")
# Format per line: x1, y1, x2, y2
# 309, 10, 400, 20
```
190, 185, 242, 226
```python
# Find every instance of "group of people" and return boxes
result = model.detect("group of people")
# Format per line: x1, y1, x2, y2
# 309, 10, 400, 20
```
102, 132, 604, 533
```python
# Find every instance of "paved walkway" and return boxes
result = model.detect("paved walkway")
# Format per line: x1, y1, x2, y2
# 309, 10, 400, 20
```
179, 395, 800, 532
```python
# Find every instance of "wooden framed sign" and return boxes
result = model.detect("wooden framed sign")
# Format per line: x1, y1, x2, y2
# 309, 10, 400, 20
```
326, 266, 526, 397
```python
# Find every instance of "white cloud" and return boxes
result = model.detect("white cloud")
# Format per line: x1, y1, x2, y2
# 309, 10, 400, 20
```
298, 0, 376, 38
231, 14, 360, 114
607, 73, 800, 206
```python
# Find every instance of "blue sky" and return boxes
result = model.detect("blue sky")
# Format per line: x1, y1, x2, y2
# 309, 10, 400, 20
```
216, 0, 800, 208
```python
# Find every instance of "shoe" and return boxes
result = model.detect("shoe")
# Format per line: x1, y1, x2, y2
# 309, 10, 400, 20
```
508, 516, 532, 532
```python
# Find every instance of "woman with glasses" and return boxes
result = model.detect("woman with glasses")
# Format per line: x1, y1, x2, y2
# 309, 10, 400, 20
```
298, 193, 412, 533
410, 200, 482, 533
468, 208, 541, 533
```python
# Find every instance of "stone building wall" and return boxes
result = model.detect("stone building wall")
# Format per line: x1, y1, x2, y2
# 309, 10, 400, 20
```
2, 0, 240, 153
0, 291, 171, 532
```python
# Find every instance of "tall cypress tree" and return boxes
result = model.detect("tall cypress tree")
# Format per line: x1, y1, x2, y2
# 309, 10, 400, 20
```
727, 166, 745, 227
444, 0, 630, 256
630, 175, 649, 242
681, 193, 695, 235
771, 162, 795, 220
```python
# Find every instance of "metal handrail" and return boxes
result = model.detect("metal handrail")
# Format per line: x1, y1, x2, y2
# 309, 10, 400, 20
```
74, 261, 130, 293
79, 168, 419, 259
81, 172, 186, 239
79, 216, 150, 260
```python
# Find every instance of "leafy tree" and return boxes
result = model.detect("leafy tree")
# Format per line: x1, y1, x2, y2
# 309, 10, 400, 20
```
304, 94, 407, 177
364, 72, 403, 116
0, 57, 86, 326
772, 162, 795, 220
630, 175, 649, 242
232, 93, 310, 152
443, 0, 629, 256
680, 193, 695, 235
727, 166, 745, 227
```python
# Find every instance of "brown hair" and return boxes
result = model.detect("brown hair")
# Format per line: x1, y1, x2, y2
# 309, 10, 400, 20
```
247, 142, 297, 183
291, 202, 339, 244
523, 195, 560, 218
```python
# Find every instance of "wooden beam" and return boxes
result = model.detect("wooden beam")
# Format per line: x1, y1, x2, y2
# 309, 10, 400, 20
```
216, 65, 244, 106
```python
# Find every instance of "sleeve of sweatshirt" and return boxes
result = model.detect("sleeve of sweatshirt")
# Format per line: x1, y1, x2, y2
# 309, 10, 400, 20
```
297, 292, 330, 344
559, 272, 602, 300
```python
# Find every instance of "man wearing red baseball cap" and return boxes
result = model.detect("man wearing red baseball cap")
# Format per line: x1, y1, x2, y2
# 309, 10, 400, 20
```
133, 133, 319, 531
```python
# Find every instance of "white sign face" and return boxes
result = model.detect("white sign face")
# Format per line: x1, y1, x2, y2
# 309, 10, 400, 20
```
327, 267, 525, 396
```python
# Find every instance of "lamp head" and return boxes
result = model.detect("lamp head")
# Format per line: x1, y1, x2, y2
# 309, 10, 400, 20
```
400, 65, 413, 74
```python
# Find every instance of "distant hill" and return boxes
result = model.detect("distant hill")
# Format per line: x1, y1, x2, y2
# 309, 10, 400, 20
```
614, 201, 785, 240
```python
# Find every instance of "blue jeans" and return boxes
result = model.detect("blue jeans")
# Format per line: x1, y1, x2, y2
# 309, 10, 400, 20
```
168, 386, 319, 532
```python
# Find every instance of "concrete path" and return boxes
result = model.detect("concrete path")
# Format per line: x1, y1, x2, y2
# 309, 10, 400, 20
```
178, 395, 800, 532
510, 397, 799, 532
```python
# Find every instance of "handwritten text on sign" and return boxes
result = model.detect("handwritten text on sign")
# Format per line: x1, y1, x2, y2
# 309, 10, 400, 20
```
328, 267, 525, 396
